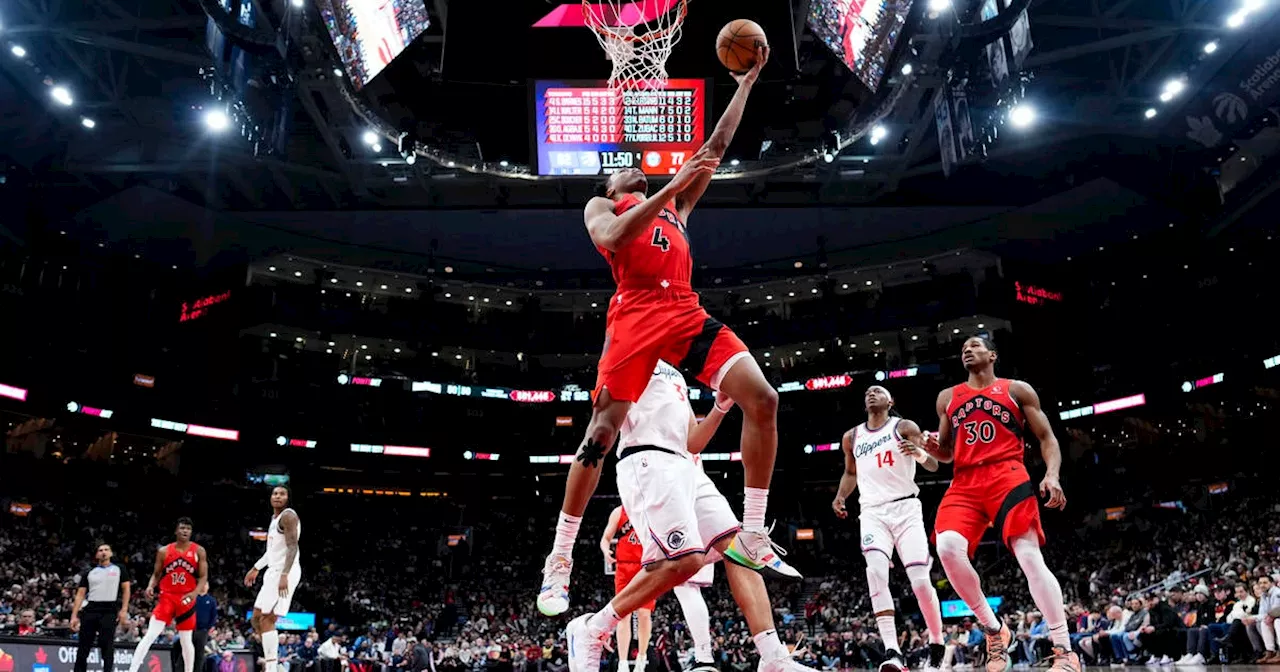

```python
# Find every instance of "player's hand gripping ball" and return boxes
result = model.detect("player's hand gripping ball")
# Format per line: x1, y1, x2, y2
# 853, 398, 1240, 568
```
716, 20, 768, 74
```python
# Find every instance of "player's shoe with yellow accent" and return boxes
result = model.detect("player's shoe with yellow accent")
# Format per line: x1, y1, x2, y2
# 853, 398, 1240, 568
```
984, 625, 1013, 672
724, 523, 802, 581
536, 553, 573, 616
1046, 646, 1081, 672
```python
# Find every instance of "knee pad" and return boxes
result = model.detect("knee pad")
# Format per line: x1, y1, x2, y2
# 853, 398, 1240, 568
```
864, 552, 893, 613
935, 531, 969, 563
905, 563, 934, 592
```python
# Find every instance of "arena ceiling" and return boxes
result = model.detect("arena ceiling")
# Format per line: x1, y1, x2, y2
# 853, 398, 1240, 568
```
0, 0, 1275, 217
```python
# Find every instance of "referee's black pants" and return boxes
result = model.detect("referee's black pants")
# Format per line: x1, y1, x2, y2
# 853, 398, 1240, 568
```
75, 609, 118, 672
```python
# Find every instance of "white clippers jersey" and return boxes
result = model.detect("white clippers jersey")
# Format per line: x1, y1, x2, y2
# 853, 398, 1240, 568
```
852, 418, 920, 507
264, 508, 301, 572
620, 361, 694, 456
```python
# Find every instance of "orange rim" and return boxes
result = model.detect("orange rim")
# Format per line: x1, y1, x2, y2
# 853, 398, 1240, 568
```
582, 0, 689, 44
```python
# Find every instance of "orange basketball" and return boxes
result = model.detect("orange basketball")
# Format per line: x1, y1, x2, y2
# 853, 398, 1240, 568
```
716, 19, 768, 74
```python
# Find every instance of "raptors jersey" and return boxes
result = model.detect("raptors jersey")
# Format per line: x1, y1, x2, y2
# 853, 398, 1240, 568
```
159, 543, 201, 595
851, 418, 920, 507
597, 194, 693, 290
619, 360, 694, 455
615, 508, 643, 564
946, 378, 1027, 470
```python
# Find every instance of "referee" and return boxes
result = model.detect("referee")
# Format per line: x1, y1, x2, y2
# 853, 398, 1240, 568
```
71, 541, 132, 672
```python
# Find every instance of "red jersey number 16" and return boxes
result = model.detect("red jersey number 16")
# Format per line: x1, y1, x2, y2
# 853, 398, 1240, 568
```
876, 451, 895, 468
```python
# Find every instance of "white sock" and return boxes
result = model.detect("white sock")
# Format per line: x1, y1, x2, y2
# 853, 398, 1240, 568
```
752, 629, 788, 661
588, 604, 623, 634
877, 615, 899, 652
263, 630, 279, 667
674, 585, 713, 663
129, 619, 167, 672
179, 631, 196, 672
1011, 531, 1069, 649
553, 512, 582, 556
619, 657, 630, 672
743, 487, 768, 530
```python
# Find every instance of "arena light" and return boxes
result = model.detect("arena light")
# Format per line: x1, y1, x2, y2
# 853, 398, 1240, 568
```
81, 117, 96, 129
66, 402, 114, 419
1203, 41, 1219, 54
151, 417, 239, 441
699, 452, 742, 462
1264, 354, 1280, 369
1144, 108, 1158, 119
204, 109, 230, 132
900, 63, 913, 76
869, 125, 887, 145
50, 86, 73, 107
276, 436, 317, 448
1008, 104, 1036, 128
350, 444, 431, 458
463, 451, 500, 461
1226, 9, 1248, 27
1181, 373, 1224, 392
927, 0, 952, 11
0, 382, 29, 401
1159, 78, 1186, 102
10, 45, 26, 58
291, 0, 303, 6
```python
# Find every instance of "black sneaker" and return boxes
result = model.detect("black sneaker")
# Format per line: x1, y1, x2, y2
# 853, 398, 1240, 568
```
927, 643, 945, 671
879, 650, 908, 672
690, 664, 720, 672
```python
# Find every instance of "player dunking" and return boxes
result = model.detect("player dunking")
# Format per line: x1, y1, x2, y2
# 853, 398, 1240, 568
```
243, 486, 302, 672
832, 386, 945, 672
566, 361, 808, 672
128, 518, 207, 672
920, 337, 1080, 672
538, 45, 800, 619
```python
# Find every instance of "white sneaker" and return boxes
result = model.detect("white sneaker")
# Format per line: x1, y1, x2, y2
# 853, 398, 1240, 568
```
634, 657, 647, 672
758, 650, 812, 672
566, 614, 607, 672
1173, 655, 1191, 666
724, 524, 802, 580
537, 553, 573, 616
1158, 656, 1173, 666
880, 650, 908, 672
1186, 654, 1204, 665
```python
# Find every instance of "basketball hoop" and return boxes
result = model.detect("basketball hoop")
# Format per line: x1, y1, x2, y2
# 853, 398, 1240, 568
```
583, 0, 690, 91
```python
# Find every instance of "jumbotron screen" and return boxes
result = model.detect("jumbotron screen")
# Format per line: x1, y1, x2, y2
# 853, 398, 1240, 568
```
531, 79, 710, 177
317, 0, 431, 90
807, 0, 914, 92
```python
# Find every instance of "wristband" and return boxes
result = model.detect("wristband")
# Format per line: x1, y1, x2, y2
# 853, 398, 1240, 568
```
912, 450, 931, 464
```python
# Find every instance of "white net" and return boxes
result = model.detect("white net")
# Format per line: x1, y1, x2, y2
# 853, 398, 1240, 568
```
582, 0, 689, 91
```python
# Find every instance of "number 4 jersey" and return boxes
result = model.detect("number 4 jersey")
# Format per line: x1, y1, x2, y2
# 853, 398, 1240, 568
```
852, 417, 921, 507
946, 378, 1027, 470
596, 193, 692, 289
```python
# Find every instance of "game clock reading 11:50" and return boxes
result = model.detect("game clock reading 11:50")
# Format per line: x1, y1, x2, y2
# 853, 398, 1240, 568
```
531, 79, 710, 177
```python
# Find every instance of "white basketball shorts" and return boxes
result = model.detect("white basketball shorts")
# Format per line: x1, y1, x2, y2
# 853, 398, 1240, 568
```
615, 448, 741, 567
686, 560, 715, 587
858, 497, 932, 568
254, 565, 302, 616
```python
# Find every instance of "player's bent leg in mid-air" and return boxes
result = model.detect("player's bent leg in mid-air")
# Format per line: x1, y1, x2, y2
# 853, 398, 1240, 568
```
935, 531, 1012, 672
673, 584, 715, 670
712, 355, 799, 580
538, 389, 633, 616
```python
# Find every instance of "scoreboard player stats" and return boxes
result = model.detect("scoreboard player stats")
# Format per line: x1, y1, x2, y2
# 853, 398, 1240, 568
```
531, 79, 710, 177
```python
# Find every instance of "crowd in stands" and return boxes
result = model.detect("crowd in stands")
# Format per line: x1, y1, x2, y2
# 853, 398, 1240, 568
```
0, 455, 1278, 672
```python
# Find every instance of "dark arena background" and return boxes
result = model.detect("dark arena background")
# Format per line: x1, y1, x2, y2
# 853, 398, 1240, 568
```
1, 0, 1279, 671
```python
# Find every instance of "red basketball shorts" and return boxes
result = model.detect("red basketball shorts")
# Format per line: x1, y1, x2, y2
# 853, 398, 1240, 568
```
595, 285, 749, 403
933, 459, 1044, 556
152, 592, 197, 631
614, 561, 657, 612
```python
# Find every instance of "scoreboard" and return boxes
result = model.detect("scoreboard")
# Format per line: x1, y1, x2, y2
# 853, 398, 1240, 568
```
531, 79, 710, 177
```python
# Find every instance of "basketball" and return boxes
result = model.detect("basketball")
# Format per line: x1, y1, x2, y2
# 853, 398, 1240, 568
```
716, 19, 768, 73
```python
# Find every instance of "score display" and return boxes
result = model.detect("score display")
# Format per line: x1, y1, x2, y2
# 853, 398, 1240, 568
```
531, 79, 709, 177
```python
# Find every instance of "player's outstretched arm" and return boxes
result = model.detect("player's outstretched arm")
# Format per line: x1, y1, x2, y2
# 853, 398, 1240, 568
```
895, 420, 940, 472
929, 389, 956, 463
585, 151, 720, 252
674, 46, 769, 222
1013, 380, 1066, 510
832, 429, 858, 518
687, 391, 734, 454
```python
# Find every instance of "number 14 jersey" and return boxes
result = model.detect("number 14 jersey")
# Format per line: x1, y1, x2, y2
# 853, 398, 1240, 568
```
160, 542, 201, 594
852, 417, 920, 507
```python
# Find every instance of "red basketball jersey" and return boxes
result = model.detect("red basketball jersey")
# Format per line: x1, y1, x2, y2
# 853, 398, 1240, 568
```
159, 542, 200, 595
596, 194, 693, 290
615, 509, 643, 564
946, 378, 1027, 470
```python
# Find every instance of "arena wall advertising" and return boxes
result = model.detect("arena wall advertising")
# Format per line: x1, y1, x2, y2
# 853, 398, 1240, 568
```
0, 637, 253, 672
